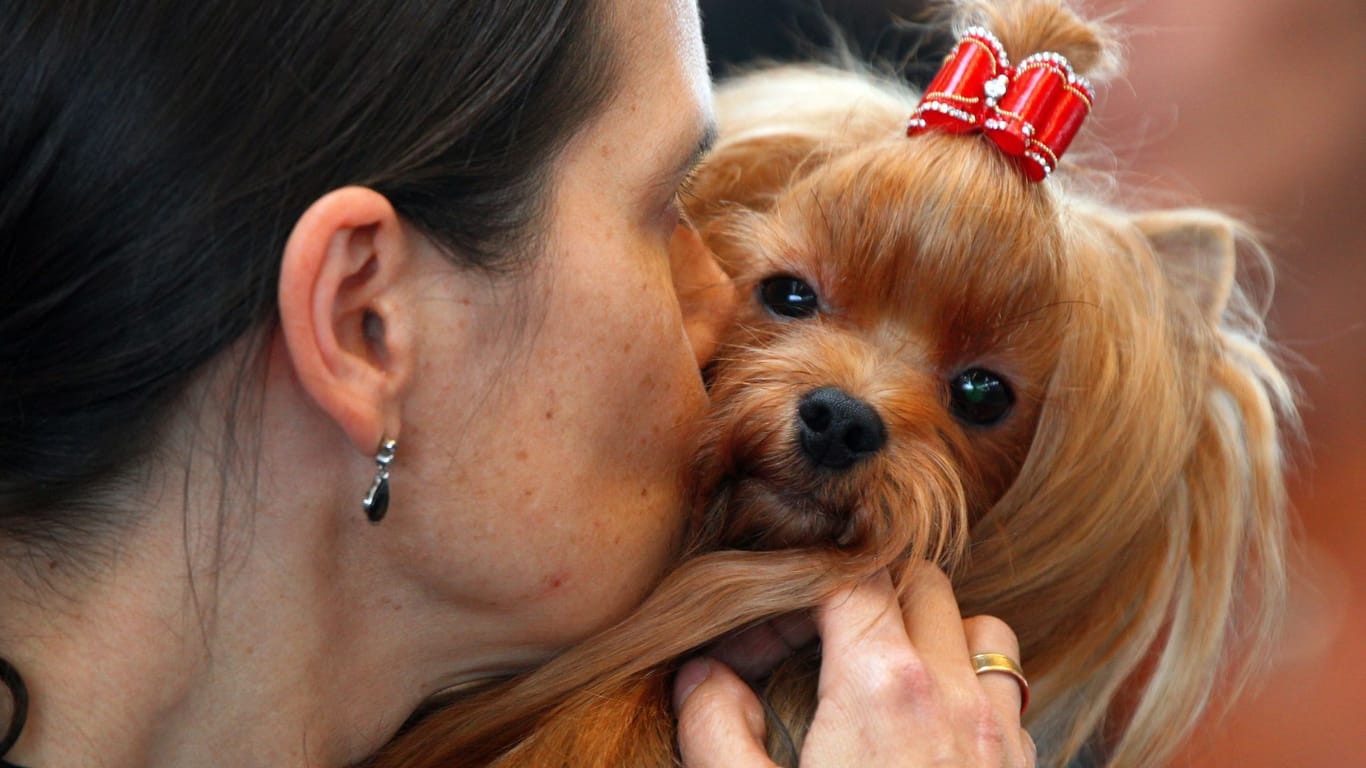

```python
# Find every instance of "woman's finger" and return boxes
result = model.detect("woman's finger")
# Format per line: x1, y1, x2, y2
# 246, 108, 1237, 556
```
1023, 727, 1039, 767
964, 614, 1032, 764
802, 571, 937, 766
706, 611, 816, 682
962, 614, 1026, 720
812, 570, 914, 691
802, 567, 1034, 766
673, 658, 777, 768
897, 563, 973, 668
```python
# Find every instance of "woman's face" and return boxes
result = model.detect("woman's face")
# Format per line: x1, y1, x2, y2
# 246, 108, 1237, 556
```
394, 0, 719, 666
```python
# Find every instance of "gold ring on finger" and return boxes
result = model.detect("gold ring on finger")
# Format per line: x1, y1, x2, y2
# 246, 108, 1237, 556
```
971, 652, 1029, 715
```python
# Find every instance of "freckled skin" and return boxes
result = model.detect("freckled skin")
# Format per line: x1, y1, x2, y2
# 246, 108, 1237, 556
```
379, 0, 718, 657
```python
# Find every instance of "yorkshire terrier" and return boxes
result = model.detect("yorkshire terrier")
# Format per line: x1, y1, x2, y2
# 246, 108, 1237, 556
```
369, 1, 1295, 766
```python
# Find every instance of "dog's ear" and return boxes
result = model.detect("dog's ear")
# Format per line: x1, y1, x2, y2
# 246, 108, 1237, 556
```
1134, 209, 1239, 323
684, 131, 832, 222
685, 65, 912, 224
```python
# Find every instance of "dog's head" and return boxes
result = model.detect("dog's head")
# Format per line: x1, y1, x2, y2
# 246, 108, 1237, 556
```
688, 129, 1071, 558
679, 1, 1294, 763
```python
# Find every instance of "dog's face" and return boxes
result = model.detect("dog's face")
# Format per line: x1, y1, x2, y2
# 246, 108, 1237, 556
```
686, 135, 1079, 562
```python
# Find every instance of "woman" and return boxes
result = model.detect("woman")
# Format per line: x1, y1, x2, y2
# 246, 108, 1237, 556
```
0, 0, 1031, 765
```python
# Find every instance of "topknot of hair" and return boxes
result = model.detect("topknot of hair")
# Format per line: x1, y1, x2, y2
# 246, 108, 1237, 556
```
950, 0, 1123, 82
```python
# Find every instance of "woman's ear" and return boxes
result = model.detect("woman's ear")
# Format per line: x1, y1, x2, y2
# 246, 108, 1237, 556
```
278, 186, 414, 455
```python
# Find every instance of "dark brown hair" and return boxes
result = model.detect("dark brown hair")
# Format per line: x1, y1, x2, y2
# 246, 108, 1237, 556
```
0, 0, 616, 552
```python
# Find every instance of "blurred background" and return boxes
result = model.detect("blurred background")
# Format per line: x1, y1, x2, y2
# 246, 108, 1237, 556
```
699, 0, 1366, 764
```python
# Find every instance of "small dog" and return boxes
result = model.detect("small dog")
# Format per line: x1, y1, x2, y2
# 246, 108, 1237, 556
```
370, 1, 1295, 766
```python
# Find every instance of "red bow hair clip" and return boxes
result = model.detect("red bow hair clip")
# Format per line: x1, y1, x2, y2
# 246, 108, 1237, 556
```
907, 26, 1094, 182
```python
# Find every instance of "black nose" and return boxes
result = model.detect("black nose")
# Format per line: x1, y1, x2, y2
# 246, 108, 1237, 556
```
797, 387, 886, 470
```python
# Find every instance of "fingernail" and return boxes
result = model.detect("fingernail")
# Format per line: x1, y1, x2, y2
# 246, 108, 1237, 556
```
672, 657, 712, 711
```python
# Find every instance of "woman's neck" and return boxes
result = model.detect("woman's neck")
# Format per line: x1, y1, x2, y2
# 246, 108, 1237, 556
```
0, 494, 423, 766
0, 366, 564, 767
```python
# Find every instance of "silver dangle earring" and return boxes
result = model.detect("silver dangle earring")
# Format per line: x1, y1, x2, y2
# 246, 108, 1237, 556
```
362, 437, 397, 524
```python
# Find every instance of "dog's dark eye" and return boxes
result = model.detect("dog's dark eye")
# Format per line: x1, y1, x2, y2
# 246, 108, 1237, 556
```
759, 275, 819, 319
949, 368, 1014, 425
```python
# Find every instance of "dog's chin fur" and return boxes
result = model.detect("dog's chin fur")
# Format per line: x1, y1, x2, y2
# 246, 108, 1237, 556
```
367, 2, 1296, 767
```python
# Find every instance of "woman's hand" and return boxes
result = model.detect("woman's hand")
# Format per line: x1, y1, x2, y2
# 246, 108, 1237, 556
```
671, 566, 1036, 767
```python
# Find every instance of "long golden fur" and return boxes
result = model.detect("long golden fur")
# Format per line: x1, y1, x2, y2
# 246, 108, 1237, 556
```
367, 1, 1296, 766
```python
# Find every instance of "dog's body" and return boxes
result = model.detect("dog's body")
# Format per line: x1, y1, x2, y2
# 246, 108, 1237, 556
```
369, 2, 1295, 766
